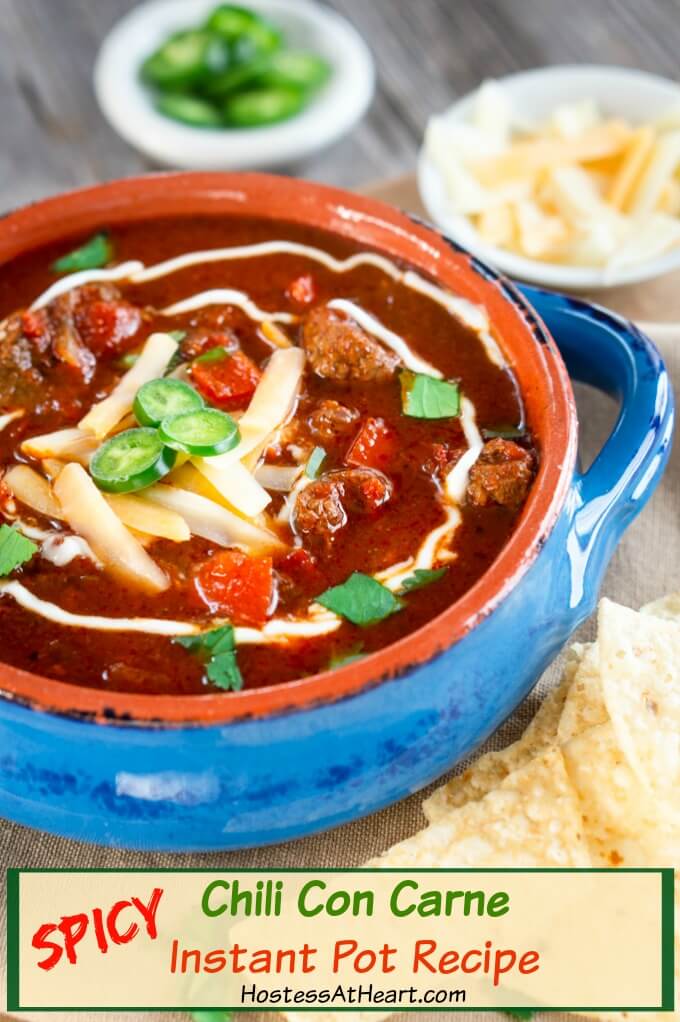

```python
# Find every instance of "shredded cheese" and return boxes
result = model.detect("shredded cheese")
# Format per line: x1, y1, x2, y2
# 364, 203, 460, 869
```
206, 347, 305, 468
79, 332, 178, 438
54, 463, 169, 593
144, 484, 284, 553
191, 457, 271, 518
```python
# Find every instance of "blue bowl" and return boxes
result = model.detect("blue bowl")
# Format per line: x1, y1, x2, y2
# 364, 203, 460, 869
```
0, 178, 672, 852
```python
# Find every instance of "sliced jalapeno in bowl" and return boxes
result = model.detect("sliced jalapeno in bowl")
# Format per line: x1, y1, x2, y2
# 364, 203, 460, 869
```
155, 93, 223, 127
206, 5, 282, 55
141, 30, 229, 91
257, 51, 331, 92
222, 85, 306, 127
91, 429, 177, 493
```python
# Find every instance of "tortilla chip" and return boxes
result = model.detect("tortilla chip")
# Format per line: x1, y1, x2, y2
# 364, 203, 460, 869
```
598, 599, 680, 820
562, 721, 680, 866
556, 641, 607, 742
423, 647, 580, 823
371, 747, 591, 867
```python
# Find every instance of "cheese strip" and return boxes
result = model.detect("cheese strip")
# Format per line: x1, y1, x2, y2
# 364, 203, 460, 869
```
104, 493, 191, 543
79, 332, 178, 438
192, 457, 271, 518
3, 465, 63, 520
206, 347, 305, 469
21, 427, 98, 463
607, 125, 656, 212
144, 484, 285, 554
469, 121, 631, 186
54, 463, 169, 593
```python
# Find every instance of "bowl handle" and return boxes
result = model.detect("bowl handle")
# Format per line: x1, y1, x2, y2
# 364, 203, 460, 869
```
520, 285, 674, 606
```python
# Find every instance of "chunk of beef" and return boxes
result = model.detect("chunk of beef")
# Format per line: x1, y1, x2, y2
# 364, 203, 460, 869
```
307, 399, 359, 442
0, 285, 142, 409
301, 306, 399, 383
466, 438, 534, 509
292, 467, 393, 550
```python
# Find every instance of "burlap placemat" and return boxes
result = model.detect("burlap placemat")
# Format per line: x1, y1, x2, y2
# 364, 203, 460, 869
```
1, 175, 678, 1021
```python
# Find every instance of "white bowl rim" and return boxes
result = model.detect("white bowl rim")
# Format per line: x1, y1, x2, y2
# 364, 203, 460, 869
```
94, 0, 375, 171
417, 63, 680, 290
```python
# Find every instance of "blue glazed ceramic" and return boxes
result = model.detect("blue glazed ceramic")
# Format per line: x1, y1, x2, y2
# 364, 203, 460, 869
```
0, 176, 673, 851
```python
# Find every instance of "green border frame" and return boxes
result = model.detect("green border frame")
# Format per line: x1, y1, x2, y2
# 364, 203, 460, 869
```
6, 867, 675, 1013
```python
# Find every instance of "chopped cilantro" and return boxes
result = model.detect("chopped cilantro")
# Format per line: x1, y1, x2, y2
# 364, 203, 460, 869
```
194, 345, 230, 364
400, 370, 460, 419
0, 525, 38, 576
174, 624, 243, 692
399, 567, 447, 593
305, 446, 326, 479
317, 572, 403, 626
482, 425, 525, 440
51, 232, 113, 273
169, 330, 187, 343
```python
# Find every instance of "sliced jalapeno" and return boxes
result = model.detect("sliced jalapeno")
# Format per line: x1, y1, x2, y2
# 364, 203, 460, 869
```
141, 30, 229, 90
155, 93, 223, 127
133, 379, 204, 428
90, 429, 177, 494
206, 5, 282, 55
257, 51, 330, 92
159, 408, 240, 456
222, 85, 305, 127
201, 56, 269, 98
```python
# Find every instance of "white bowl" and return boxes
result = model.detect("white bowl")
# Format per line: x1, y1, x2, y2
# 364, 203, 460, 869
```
418, 65, 680, 290
94, 0, 375, 170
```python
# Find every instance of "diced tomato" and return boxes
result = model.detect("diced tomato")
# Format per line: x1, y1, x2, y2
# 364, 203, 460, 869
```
277, 547, 326, 596
345, 417, 397, 471
195, 550, 273, 627
20, 310, 50, 353
75, 300, 142, 356
190, 349, 261, 410
286, 274, 316, 305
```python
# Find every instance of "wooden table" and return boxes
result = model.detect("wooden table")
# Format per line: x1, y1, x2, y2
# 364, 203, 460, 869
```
1, 0, 679, 212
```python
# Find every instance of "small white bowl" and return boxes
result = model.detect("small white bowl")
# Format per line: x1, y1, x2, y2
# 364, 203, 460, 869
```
94, 0, 375, 171
418, 65, 680, 290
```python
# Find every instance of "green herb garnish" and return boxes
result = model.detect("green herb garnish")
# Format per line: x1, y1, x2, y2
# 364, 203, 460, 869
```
51, 233, 113, 274
305, 446, 326, 479
317, 572, 403, 626
194, 345, 230, 364
0, 525, 38, 576
400, 370, 460, 419
482, 425, 525, 440
174, 624, 243, 691
169, 330, 188, 343
399, 567, 447, 593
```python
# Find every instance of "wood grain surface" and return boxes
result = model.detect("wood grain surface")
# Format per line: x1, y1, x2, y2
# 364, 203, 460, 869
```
1, 0, 680, 212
